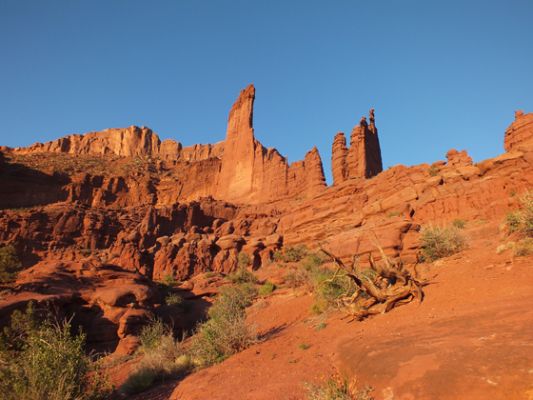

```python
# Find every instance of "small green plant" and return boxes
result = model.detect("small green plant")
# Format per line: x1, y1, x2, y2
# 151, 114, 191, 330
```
0, 245, 22, 283
514, 238, 533, 257
0, 304, 108, 400
283, 245, 309, 262
258, 281, 276, 297
420, 225, 466, 261
122, 321, 191, 395
299, 343, 311, 350
315, 322, 327, 331
305, 377, 374, 400
162, 274, 178, 286
505, 191, 533, 237
165, 293, 183, 307
301, 253, 325, 270
190, 285, 257, 367
237, 252, 252, 268
506, 211, 522, 233
138, 319, 168, 352
451, 219, 466, 229
227, 267, 257, 284
428, 164, 440, 177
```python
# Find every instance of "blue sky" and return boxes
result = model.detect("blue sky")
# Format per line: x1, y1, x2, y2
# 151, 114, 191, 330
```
1, 1, 532, 183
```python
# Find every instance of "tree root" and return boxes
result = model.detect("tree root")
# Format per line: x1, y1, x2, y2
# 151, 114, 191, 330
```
320, 245, 428, 321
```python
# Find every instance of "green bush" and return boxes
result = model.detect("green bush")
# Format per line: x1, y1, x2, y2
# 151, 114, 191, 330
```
0, 304, 107, 400
227, 267, 257, 284
514, 238, 533, 257
138, 319, 168, 352
420, 225, 466, 261
237, 252, 252, 268
0, 245, 22, 283
506, 211, 522, 233
165, 292, 183, 307
506, 191, 533, 237
283, 245, 309, 262
190, 285, 256, 367
428, 164, 440, 177
274, 245, 309, 263
258, 281, 276, 297
306, 378, 374, 400
122, 321, 191, 395
451, 219, 466, 229
162, 274, 178, 286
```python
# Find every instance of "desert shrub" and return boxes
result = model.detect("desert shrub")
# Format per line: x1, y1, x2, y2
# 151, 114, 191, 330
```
305, 377, 374, 400
165, 292, 183, 307
283, 245, 309, 262
514, 238, 533, 257
190, 285, 256, 367
122, 321, 191, 395
0, 304, 107, 400
162, 274, 178, 286
138, 319, 168, 351
227, 267, 257, 284
428, 164, 440, 177
506, 211, 522, 233
274, 245, 309, 263
0, 245, 22, 283
284, 268, 311, 288
301, 252, 326, 270
258, 281, 276, 297
451, 219, 466, 229
505, 191, 533, 237
237, 252, 252, 268
420, 225, 466, 261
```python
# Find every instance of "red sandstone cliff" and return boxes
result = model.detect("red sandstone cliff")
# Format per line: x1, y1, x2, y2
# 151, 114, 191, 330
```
505, 110, 533, 152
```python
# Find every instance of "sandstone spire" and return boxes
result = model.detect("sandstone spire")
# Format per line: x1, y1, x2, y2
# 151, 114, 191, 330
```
332, 109, 383, 181
332, 132, 348, 185
216, 84, 257, 202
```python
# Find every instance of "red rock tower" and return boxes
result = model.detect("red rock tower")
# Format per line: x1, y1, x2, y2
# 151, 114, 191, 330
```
331, 109, 383, 184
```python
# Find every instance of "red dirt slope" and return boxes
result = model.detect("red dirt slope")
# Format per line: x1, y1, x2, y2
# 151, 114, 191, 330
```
170, 222, 533, 400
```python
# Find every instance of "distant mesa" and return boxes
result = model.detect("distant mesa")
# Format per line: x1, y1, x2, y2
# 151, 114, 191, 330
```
8, 84, 384, 204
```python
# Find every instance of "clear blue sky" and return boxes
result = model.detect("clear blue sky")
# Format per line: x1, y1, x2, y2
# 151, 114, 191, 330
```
1, 1, 532, 183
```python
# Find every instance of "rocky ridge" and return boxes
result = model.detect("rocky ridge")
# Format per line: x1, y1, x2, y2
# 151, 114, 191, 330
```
0, 86, 532, 356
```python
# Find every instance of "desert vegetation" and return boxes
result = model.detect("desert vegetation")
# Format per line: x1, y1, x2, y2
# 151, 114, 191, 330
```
190, 284, 257, 367
420, 225, 466, 261
121, 319, 191, 395
0, 245, 22, 284
506, 191, 533, 237
305, 376, 374, 400
0, 304, 108, 400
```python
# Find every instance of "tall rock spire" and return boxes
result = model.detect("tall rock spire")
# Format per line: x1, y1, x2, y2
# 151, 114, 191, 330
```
331, 132, 348, 185
332, 109, 383, 182
216, 84, 257, 201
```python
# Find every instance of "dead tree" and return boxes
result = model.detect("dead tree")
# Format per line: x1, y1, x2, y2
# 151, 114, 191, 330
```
319, 245, 427, 321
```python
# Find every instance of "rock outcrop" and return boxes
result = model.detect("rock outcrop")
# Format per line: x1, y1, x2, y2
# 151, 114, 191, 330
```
331, 132, 348, 185
504, 110, 533, 152
215, 84, 326, 203
332, 110, 383, 184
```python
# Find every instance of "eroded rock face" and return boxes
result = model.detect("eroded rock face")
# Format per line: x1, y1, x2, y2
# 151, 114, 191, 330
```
332, 110, 383, 183
504, 110, 533, 152
17, 126, 161, 157
332, 132, 348, 185
1, 87, 532, 356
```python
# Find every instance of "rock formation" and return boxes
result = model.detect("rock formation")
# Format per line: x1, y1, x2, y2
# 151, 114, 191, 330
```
331, 133, 348, 185
504, 110, 533, 152
2, 85, 532, 357
332, 109, 383, 184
